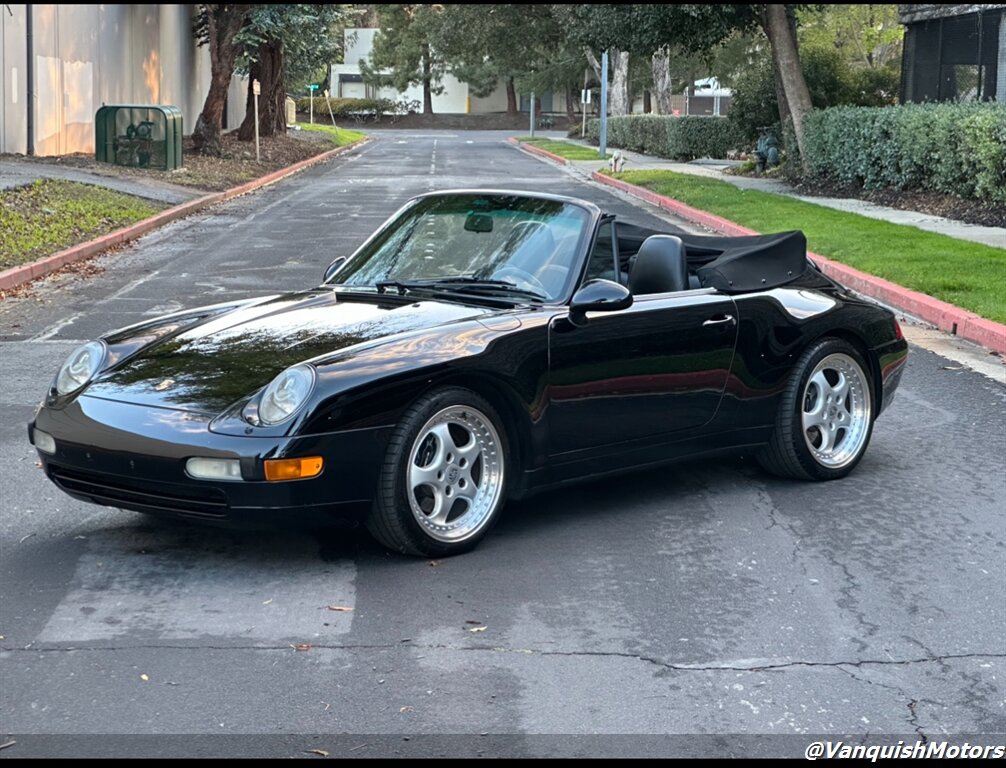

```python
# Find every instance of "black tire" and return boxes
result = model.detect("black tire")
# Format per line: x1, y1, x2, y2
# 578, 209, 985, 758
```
367, 387, 509, 557
758, 337, 875, 481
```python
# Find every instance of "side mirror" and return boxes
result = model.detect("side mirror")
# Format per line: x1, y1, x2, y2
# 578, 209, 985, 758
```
569, 279, 632, 325
323, 256, 347, 284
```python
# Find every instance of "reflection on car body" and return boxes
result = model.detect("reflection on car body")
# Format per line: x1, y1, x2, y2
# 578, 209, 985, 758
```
30, 190, 907, 556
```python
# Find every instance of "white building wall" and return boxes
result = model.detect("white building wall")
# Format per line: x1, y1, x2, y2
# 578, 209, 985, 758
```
0, 4, 246, 155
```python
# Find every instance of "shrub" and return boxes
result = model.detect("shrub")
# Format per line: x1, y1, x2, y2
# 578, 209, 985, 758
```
585, 115, 745, 161
729, 46, 900, 143
800, 102, 1006, 202
293, 97, 395, 120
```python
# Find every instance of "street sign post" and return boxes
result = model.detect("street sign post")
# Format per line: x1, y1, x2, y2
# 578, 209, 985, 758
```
599, 51, 609, 158
529, 90, 536, 138
307, 84, 319, 124
252, 79, 261, 162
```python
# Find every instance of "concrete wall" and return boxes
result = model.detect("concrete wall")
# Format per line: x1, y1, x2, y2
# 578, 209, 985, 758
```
1, 4, 246, 156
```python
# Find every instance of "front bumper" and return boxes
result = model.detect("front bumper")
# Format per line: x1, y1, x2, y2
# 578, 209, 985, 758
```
29, 395, 392, 527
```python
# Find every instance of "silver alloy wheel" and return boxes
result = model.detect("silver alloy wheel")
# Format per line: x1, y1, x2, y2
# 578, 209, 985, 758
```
801, 352, 871, 469
407, 405, 505, 543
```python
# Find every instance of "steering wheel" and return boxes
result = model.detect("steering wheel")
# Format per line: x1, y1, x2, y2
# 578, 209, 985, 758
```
490, 266, 549, 297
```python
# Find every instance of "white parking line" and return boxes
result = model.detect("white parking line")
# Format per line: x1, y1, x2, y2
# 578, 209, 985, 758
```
40, 526, 356, 643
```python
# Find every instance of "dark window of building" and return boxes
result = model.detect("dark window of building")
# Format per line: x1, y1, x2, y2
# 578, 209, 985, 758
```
902, 8, 1003, 103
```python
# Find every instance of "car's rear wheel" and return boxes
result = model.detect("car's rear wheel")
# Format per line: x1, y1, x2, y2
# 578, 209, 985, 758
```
367, 387, 508, 557
758, 338, 875, 481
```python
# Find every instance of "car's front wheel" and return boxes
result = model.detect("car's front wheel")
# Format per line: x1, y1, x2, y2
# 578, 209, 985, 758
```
759, 338, 875, 481
367, 387, 508, 556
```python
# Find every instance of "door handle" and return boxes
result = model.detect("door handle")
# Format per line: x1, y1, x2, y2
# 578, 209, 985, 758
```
702, 314, 735, 327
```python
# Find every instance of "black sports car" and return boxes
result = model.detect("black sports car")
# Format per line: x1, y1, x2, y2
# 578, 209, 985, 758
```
30, 190, 908, 556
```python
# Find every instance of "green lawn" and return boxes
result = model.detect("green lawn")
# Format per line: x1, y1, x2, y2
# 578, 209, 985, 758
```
611, 170, 1006, 324
297, 123, 367, 147
515, 137, 610, 161
0, 179, 161, 270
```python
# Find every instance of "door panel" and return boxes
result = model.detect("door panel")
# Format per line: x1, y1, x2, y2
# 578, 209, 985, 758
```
547, 292, 738, 456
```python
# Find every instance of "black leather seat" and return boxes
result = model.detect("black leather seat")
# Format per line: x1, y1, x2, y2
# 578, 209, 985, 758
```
627, 235, 689, 295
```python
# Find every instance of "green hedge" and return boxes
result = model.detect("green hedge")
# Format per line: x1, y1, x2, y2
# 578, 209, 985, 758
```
585, 115, 745, 161
293, 96, 395, 117
801, 103, 1006, 202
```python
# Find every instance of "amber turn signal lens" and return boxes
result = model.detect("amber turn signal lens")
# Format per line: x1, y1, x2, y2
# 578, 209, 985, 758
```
263, 456, 324, 481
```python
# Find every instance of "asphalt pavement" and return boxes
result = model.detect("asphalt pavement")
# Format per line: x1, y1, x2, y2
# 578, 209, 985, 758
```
1, 130, 1003, 758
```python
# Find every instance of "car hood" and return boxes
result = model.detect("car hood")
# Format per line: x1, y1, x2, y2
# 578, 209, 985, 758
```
84, 290, 498, 414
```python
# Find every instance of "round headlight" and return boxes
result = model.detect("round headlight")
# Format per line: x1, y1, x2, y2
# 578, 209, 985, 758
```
256, 364, 315, 425
55, 341, 106, 395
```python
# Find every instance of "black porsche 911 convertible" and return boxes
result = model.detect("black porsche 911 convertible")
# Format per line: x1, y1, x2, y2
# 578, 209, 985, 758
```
30, 190, 907, 556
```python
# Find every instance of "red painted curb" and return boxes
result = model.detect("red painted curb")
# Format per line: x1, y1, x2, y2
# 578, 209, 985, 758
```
0, 138, 370, 293
592, 170, 1006, 356
510, 139, 570, 166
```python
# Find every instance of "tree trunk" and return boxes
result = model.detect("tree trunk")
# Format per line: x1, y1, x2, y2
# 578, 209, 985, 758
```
505, 78, 517, 114
192, 5, 251, 156
761, 4, 814, 173
422, 43, 433, 115
237, 41, 286, 141
609, 49, 631, 115
651, 47, 674, 115
566, 83, 576, 123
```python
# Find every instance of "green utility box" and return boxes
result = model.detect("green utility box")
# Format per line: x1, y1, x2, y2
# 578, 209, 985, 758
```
95, 105, 183, 170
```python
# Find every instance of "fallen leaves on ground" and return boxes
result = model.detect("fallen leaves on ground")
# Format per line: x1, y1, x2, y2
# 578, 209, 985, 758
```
326, 605, 353, 612
293, 643, 313, 652
468, 626, 487, 633
305, 749, 329, 757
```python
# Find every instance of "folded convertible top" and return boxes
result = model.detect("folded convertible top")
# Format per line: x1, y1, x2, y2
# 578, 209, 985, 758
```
617, 224, 809, 294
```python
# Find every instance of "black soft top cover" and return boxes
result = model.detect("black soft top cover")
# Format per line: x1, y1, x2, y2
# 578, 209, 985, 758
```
617, 224, 809, 294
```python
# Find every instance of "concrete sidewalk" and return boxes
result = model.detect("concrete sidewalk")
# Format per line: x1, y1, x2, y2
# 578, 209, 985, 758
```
549, 138, 1005, 250
0, 157, 201, 205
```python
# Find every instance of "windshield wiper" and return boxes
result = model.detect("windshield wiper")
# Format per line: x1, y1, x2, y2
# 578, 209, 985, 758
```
376, 277, 546, 302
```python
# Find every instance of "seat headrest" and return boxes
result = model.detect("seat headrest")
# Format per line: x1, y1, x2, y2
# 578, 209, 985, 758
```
628, 235, 689, 295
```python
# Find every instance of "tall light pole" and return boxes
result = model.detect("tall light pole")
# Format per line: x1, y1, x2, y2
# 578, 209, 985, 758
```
599, 51, 609, 158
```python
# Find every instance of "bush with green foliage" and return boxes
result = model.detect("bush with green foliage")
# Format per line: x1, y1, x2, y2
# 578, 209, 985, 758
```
800, 102, 1006, 202
586, 115, 745, 160
293, 97, 396, 119
729, 46, 900, 143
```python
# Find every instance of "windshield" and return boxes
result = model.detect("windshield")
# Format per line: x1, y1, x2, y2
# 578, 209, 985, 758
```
330, 193, 592, 302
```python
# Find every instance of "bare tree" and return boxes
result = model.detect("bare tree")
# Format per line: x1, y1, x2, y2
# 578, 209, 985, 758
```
192, 4, 254, 156
761, 4, 813, 171
651, 47, 674, 115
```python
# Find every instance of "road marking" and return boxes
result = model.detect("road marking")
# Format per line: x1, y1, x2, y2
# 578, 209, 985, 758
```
428, 139, 438, 190
28, 270, 163, 340
40, 526, 356, 643
29, 314, 82, 341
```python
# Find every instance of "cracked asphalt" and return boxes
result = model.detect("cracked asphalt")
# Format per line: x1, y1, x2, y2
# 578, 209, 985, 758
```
1, 130, 1004, 758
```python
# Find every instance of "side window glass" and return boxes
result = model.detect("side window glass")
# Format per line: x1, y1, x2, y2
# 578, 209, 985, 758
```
585, 221, 616, 282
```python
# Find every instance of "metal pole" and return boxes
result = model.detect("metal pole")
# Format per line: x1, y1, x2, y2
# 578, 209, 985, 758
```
254, 92, 260, 162
581, 68, 588, 138
529, 90, 535, 138
599, 51, 608, 158
26, 3, 34, 155
309, 87, 314, 124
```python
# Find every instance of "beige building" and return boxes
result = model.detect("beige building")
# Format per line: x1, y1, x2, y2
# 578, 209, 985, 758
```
1, 4, 246, 156
332, 27, 564, 114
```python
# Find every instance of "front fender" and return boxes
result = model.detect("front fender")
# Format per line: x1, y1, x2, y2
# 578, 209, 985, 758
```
302, 314, 553, 435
